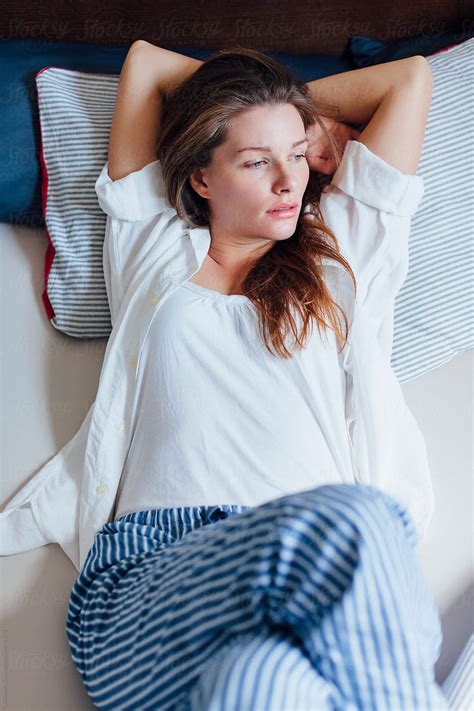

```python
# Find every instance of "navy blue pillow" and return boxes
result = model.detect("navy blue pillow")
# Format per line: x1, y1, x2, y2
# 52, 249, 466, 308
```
0, 39, 351, 227
348, 29, 473, 68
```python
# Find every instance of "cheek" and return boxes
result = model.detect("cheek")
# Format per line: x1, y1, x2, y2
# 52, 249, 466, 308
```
227, 179, 264, 212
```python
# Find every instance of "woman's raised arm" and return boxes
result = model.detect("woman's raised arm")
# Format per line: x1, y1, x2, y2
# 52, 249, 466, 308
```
306, 56, 432, 175
107, 40, 203, 181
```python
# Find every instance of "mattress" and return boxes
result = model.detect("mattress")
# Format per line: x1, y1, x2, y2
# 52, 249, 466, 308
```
1, 220, 472, 709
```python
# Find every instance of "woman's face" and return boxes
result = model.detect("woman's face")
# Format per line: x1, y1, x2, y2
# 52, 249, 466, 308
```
190, 103, 310, 256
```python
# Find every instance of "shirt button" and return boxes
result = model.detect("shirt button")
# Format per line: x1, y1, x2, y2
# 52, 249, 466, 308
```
149, 293, 158, 305
130, 355, 138, 370
114, 421, 124, 431
96, 484, 106, 495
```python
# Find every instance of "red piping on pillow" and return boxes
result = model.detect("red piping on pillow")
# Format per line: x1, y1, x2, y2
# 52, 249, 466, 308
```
428, 43, 461, 58
35, 66, 57, 321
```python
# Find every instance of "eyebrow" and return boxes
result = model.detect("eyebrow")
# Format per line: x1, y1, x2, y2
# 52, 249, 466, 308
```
235, 138, 308, 155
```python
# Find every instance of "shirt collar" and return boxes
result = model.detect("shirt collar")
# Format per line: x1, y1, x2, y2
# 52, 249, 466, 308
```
187, 224, 212, 265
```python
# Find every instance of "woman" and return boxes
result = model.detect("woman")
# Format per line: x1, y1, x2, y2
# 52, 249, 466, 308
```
65, 42, 448, 710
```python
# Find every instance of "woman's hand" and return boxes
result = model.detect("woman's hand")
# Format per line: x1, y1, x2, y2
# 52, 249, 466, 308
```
305, 117, 361, 175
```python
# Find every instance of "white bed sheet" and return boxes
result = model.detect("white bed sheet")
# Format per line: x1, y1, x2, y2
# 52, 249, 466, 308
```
1, 222, 472, 709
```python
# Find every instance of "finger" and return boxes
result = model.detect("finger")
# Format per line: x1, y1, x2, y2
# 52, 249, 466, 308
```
308, 155, 337, 175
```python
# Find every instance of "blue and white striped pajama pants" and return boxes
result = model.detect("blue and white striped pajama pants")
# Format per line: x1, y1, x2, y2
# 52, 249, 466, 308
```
65, 483, 449, 710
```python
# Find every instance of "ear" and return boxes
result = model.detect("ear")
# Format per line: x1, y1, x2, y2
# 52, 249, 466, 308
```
189, 168, 211, 200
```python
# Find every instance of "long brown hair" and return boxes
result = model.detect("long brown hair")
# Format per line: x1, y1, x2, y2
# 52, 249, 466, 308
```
156, 46, 357, 359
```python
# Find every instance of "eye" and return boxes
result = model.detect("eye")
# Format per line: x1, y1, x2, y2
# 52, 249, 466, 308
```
246, 159, 267, 169
246, 153, 308, 169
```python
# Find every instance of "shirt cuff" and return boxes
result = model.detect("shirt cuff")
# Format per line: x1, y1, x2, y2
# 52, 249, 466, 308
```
331, 139, 425, 217
0, 504, 49, 556
94, 159, 170, 222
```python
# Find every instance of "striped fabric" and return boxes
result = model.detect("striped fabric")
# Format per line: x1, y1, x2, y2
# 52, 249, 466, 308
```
441, 633, 474, 711
391, 39, 474, 381
36, 39, 473, 382
65, 482, 450, 710
36, 66, 119, 338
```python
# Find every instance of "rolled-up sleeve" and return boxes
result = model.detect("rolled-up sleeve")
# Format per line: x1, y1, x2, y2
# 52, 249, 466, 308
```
329, 138, 425, 216
94, 160, 177, 326
95, 159, 170, 222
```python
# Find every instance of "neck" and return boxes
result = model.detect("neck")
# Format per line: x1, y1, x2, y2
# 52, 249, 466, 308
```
208, 240, 273, 274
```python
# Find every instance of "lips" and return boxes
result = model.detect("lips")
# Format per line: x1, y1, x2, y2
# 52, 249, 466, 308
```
267, 202, 298, 212
266, 205, 298, 219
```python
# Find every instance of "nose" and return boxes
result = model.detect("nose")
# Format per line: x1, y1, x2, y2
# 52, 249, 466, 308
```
273, 164, 298, 193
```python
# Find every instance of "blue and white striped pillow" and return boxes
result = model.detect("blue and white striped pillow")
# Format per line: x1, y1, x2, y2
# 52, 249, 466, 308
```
391, 39, 474, 381
35, 39, 473, 382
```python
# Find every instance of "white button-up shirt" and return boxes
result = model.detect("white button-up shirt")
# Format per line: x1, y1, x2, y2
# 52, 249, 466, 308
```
0, 140, 433, 572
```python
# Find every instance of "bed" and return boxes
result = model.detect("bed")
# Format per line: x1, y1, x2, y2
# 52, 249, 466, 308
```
1, 1, 472, 708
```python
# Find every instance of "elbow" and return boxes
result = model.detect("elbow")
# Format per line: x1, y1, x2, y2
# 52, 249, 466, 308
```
128, 39, 157, 54
402, 56, 433, 113
130, 39, 150, 49
407, 55, 434, 90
